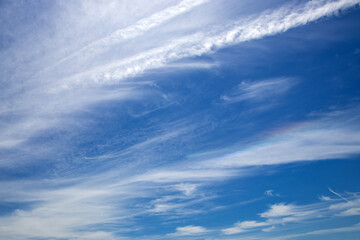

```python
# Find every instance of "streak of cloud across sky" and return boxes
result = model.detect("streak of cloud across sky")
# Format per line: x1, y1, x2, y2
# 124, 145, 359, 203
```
1, 0, 360, 239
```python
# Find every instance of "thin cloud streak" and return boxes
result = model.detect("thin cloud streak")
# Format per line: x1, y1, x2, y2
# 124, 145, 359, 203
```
221, 77, 295, 103
272, 223, 360, 240
222, 192, 360, 236
45, 0, 210, 71
328, 187, 349, 202
65, 0, 360, 85
199, 110, 360, 168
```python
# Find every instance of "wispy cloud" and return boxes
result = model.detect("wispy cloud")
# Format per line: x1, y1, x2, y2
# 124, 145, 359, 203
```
328, 187, 349, 202
0, 181, 120, 239
1, 0, 214, 152
1, 1, 360, 239
221, 77, 295, 103
1, 0, 358, 152
223, 221, 269, 235
46, 0, 210, 71
272, 223, 360, 240
61, 0, 360, 85
330, 197, 360, 216
264, 190, 280, 197
0, 108, 358, 239
199, 108, 360, 169
222, 191, 360, 236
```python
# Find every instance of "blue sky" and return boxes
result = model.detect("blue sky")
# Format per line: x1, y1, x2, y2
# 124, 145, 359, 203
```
1, 0, 360, 239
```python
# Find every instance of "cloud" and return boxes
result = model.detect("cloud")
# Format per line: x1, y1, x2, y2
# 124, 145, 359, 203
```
133, 169, 237, 183
264, 189, 280, 197
0, 86, 137, 149
319, 195, 332, 201
262, 226, 276, 232
0, 182, 120, 239
174, 183, 198, 196
48, 0, 210, 70
223, 221, 269, 235
260, 203, 294, 218
330, 197, 360, 216
169, 225, 208, 236
1, 1, 360, 239
200, 108, 360, 169
2, 0, 358, 153
0, 0, 214, 152
222, 192, 360, 236
62, 0, 360, 85
2, 107, 357, 239
221, 77, 295, 103
272, 223, 360, 240
0, 124, 209, 238
147, 196, 209, 215
338, 208, 360, 216
328, 187, 349, 201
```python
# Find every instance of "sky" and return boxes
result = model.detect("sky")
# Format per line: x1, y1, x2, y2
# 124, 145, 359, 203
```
0, 0, 360, 239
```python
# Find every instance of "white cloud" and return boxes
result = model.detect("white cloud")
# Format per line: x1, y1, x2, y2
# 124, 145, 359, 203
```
221, 77, 295, 103
63, 0, 360, 85
222, 192, 360, 236
49, 0, 210, 70
200, 109, 360, 169
147, 196, 209, 215
262, 226, 276, 232
1, 1, 360, 239
260, 203, 294, 218
264, 190, 274, 197
223, 221, 269, 235
264, 189, 280, 197
328, 187, 349, 202
0, 0, 214, 152
132, 168, 237, 183
0, 110, 359, 239
1, 107, 356, 239
174, 183, 198, 196
2, 0, 358, 154
330, 198, 360, 216
319, 195, 332, 201
272, 223, 360, 240
170, 225, 208, 236
0, 184, 120, 239
338, 208, 360, 216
